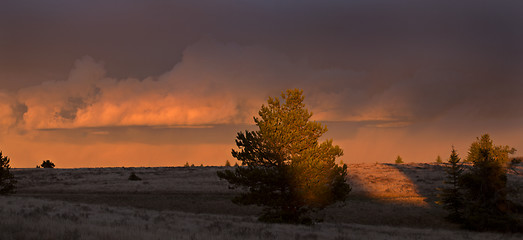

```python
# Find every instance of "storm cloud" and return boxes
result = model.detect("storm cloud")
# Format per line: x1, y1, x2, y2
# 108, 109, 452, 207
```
1, 0, 522, 167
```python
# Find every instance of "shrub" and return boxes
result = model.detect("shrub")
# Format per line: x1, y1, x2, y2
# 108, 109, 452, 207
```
128, 172, 142, 181
40, 160, 55, 168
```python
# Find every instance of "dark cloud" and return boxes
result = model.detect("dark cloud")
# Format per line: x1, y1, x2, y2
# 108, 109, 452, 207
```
12, 102, 28, 125
56, 85, 101, 121
2, 1, 522, 83
1, 0, 522, 166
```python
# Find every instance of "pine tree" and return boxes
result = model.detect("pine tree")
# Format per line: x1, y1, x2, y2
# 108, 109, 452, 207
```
395, 155, 403, 164
225, 160, 231, 167
0, 151, 16, 195
438, 147, 464, 222
436, 155, 443, 163
217, 89, 351, 224
460, 134, 521, 232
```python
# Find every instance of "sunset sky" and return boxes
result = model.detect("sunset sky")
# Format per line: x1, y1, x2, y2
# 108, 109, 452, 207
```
1, 1, 522, 168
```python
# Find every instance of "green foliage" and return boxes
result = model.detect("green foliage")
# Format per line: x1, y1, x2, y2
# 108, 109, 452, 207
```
217, 89, 351, 224
128, 172, 142, 181
438, 147, 464, 222
436, 155, 442, 163
459, 134, 521, 232
225, 160, 231, 167
40, 160, 55, 168
395, 155, 403, 164
0, 151, 16, 195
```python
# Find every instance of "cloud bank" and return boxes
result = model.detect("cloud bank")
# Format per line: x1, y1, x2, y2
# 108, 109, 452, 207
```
1, 0, 523, 167
6, 38, 523, 133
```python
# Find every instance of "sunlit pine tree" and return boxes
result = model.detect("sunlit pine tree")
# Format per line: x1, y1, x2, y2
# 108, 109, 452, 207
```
217, 89, 351, 224
460, 134, 521, 232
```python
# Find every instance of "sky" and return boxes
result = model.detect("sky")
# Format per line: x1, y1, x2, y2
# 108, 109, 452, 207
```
1, 0, 522, 168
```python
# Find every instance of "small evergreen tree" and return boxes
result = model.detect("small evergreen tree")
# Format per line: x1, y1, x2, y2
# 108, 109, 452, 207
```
184, 162, 190, 167
460, 134, 521, 232
40, 160, 55, 168
225, 160, 231, 167
438, 147, 464, 222
217, 89, 351, 224
0, 151, 16, 195
395, 155, 403, 164
436, 155, 443, 163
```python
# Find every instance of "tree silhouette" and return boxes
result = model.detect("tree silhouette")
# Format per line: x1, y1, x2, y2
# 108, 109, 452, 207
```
225, 160, 231, 167
438, 147, 464, 222
40, 160, 55, 168
460, 134, 521, 232
395, 155, 403, 164
0, 151, 16, 195
436, 155, 443, 163
217, 89, 351, 224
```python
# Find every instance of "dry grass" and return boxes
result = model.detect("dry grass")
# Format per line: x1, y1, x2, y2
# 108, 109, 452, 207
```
2, 196, 522, 240
2, 163, 522, 239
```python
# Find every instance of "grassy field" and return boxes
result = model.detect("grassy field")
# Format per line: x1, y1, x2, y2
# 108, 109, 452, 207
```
1, 163, 522, 239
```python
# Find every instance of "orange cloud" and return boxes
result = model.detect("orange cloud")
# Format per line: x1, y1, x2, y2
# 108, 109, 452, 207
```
15, 56, 259, 130
7, 39, 490, 133
1, 39, 522, 168
9, 39, 411, 132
